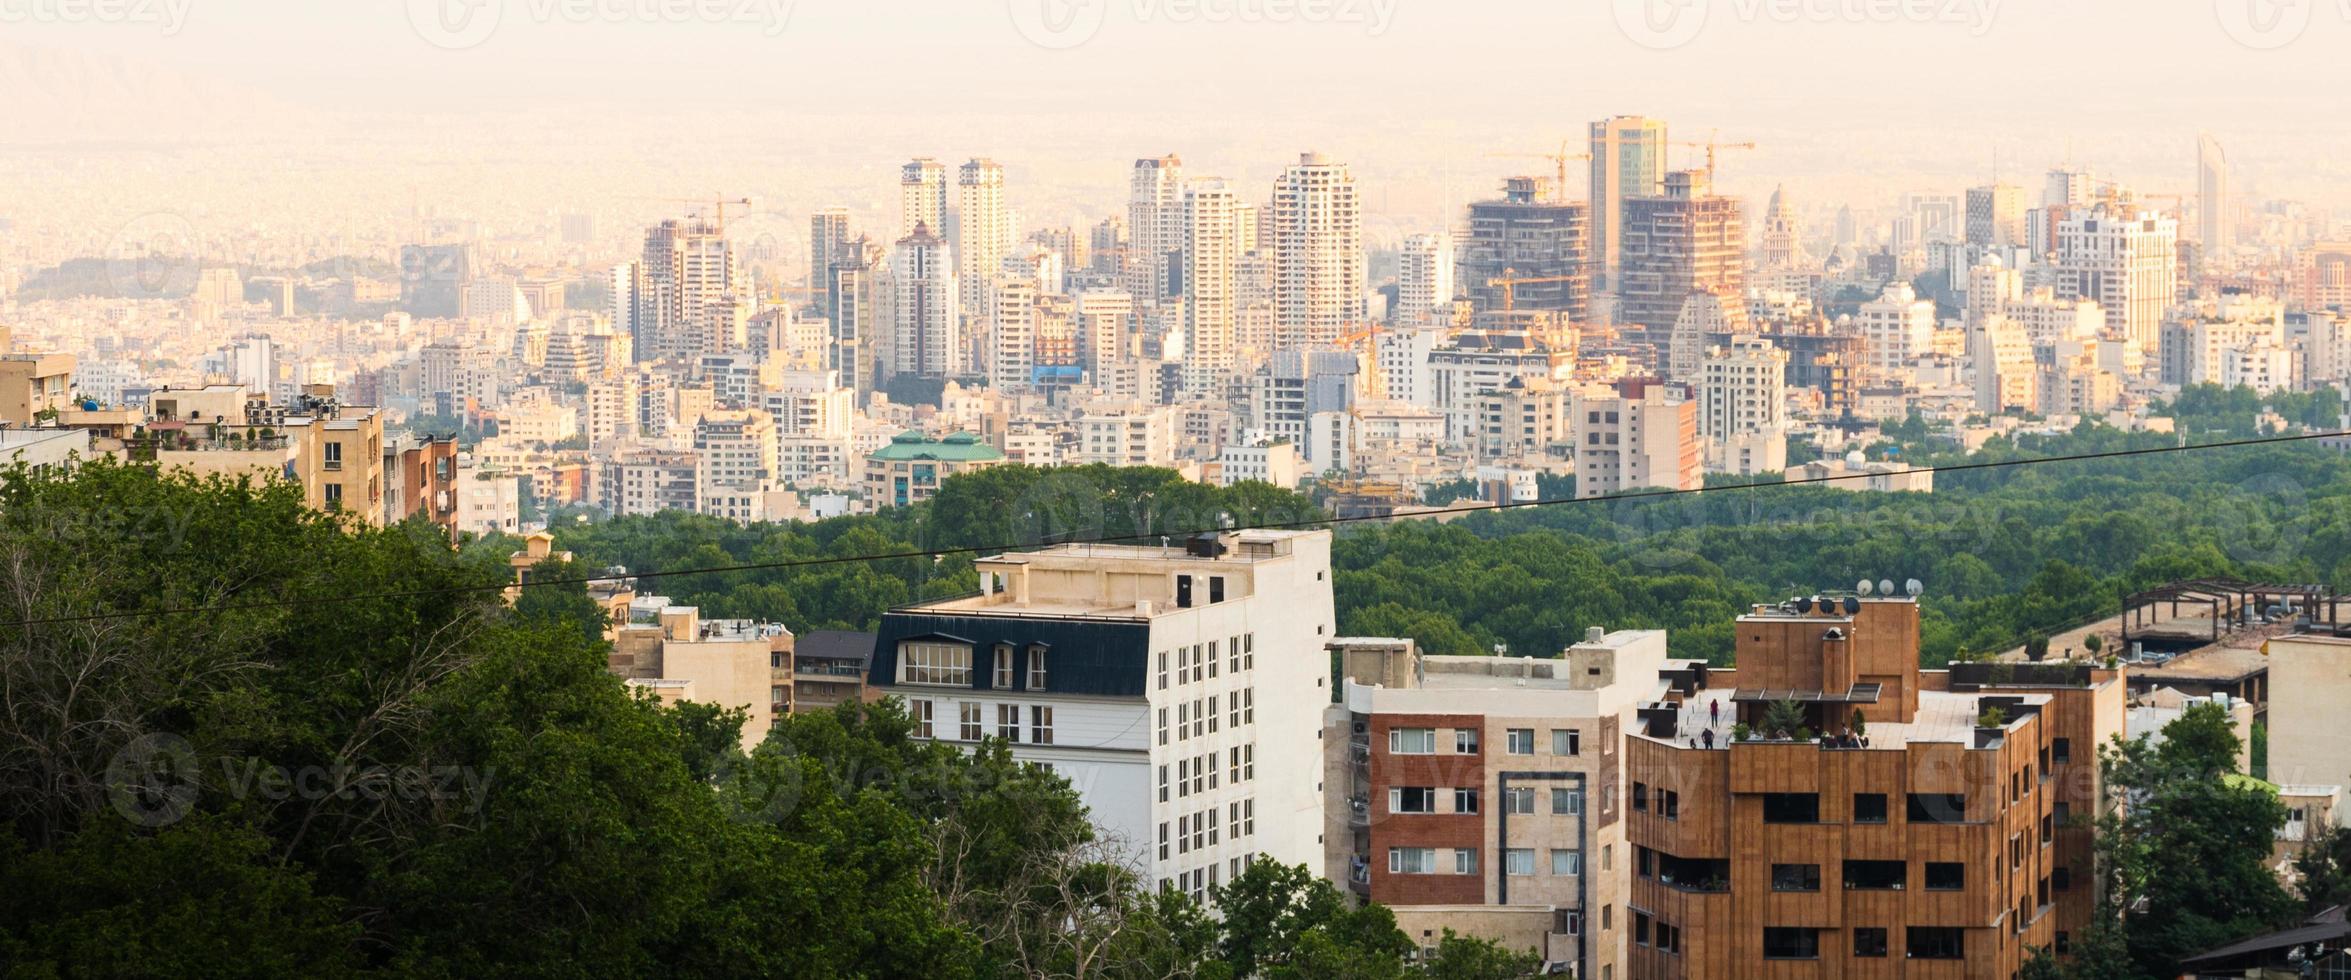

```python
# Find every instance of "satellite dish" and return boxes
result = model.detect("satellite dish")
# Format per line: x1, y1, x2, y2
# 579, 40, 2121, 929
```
1796, 597, 1815, 613
1857, 579, 1874, 596
1906, 579, 1924, 597
1843, 596, 1862, 614
1879, 579, 1897, 597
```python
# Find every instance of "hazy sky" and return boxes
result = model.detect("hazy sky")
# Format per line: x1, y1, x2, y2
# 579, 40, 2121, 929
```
6, 0, 2349, 234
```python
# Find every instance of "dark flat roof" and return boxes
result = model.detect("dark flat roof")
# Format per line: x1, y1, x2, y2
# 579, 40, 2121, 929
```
797, 630, 875, 665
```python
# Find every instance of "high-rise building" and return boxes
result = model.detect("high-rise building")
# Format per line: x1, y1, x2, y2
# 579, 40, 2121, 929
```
1460, 177, 1590, 318
1128, 155, 1186, 308
1181, 178, 1241, 393
1971, 315, 2036, 413
636, 218, 739, 364
1396, 232, 1454, 326
1700, 335, 1788, 475
2056, 198, 2178, 354
828, 236, 883, 398
1966, 184, 2027, 249
957, 160, 1009, 324
867, 530, 1338, 897
809, 208, 852, 319
1250, 349, 1358, 453
990, 278, 1038, 391
1589, 115, 1669, 294
1618, 171, 1747, 347
2199, 134, 2232, 263
1271, 152, 1365, 350
1623, 594, 2123, 978
901, 158, 948, 239
887, 224, 960, 379
692, 409, 777, 522
1573, 380, 1700, 498
1856, 282, 1938, 381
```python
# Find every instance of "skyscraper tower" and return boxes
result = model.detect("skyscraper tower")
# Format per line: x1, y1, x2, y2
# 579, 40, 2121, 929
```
957, 159, 1009, 325
1396, 231, 1454, 325
809, 207, 852, 319
637, 217, 738, 364
1618, 170, 1747, 350
1179, 177, 1239, 393
888, 223, 960, 379
901, 158, 948, 239
2057, 195, 2178, 354
1459, 176, 1589, 316
1589, 115, 1669, 296
1127, 155, 1186, 308
2199, 133, 2232, 263
1271, 152, 1364, 350
1965, 184, 2026, 249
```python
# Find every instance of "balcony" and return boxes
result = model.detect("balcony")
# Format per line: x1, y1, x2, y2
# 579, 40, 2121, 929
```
1347, 796, 1370, 827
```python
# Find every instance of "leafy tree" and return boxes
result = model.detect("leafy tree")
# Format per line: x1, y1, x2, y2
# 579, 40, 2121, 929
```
2295, 825, 2351, 914
1211, 860, 1412, 979
1420, 929, 1543, 979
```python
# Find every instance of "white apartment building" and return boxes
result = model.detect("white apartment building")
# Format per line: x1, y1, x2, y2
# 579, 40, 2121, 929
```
888, 224, 962, 379
867, 530, 1337, 897
991, 279, 1039, 391
1970, 316, 2037, 414
1272, 153, 1365, 350
1074, 402, 1180, 467
692, 410, 777, 521
1375, 326, 1441, 406
958, 159, 1009, 321
901, 158, 947, 238
1699, 336, 1788, 475
1077, 290, 1140, 398
2057, 201, 2179, 354
1397, 232, 1454, 326
1128, 156, 1187, 308
1218, 441, 1304, 489
1428, 334, 1573, 443
1854, 282, 1938, 382
455, 457, 521, 537
1181, 179, 1241, 394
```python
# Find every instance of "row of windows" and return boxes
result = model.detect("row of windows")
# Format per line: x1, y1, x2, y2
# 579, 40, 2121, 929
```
1157, 634, 1257, 690
910, 700, 1053, 745
1387, 846, 1581, 877
1159, 746, 1255, 801
1157, 690, 1255, 745
897, 642, 1049, 690
1760, 926, 1965, 961
1388, 727, 1580, 757
1158, 799, 1254, 860
1388, 785, 1582, 816
1757, 792, 1968, 825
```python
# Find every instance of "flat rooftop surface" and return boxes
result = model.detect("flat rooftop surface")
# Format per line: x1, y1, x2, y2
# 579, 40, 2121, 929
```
1649, 688, 2045, 750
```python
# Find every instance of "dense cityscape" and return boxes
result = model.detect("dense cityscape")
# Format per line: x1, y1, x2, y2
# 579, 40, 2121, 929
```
7, 4, 2351, 978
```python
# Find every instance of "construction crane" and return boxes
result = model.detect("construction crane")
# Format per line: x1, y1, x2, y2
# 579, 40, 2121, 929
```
1488, 141, 1592, 202
641, 196, 756, 234
1486, 266, 1586, 312
1670, 132, 1758, 185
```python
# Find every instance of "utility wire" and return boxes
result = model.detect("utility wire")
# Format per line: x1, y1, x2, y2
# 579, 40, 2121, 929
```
2, 427, 2341, 629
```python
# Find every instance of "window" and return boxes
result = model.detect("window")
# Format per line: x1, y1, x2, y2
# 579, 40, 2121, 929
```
1230, 802, 1243, 840
1762, 793, 1819, 824
1843, 860, 1906, 890
1552, 788, 1581, 815
1505, 787, 1536, 815
1243, 798, 1253, 835
1177, 702, 1188, 742
1029, 706, 1054, 744
998, 704, 1021, 741
1206, 642, 1217, 679
1553, 729, 1581, 756
1230, 747, 1243, 783
1455, 729, 1480, 753
324, 483, 343, 508
1229, 637, 1241, 672
1027, 650, 1048, 690
1656, 922, 1679, 954
1388, 847, 1435, 874
1157, 708, 1168, 746
1551, 849, 1581, 876
1632, 782, 1648, 811
1454, 848, 1478, 875
1175, 575, 1193, 608
1158, 822, 1168, 860
898, 642, 972, 686
1191, 646, 1204, 683
1454, 788, 1480, 814
994, 649, 1014, 689
1390, 728, 1437, 754
1906, 927, 1964, 960
324, 441, 343, 469
1662, 790, 1679, 820
1244, 744, 1255, 780
1506, 729, 1535, 754
1157, 650, 1168, 690
1770, 864, 1821, 892
1391, 787, 1437, 814
1853, 793, 1889, 824
1907, 793, 1966, 824
2054, 866, 2072, 892
2053, 737, 2073, 764
1853, 927, 1888, 958
1924, 862, 1965, 891
1505, 848, 1535, 876
912, 699, 934, 738
1157, 765, 1169, 803
1206, 696, 1219, 734
1209, 576, 1225, 603
1243, 633, 1253, 668
1762, 927, 1819, 960
1634, 911, 1651, 947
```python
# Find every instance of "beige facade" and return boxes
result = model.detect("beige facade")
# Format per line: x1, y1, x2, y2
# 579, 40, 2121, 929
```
610, 600, 794, 752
